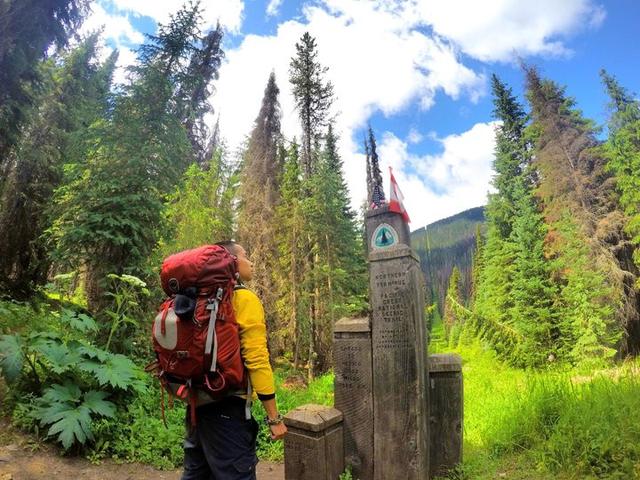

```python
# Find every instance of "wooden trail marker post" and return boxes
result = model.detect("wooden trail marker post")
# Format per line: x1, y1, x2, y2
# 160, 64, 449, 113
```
366, 205, 430, 480
286, 205, 463, 479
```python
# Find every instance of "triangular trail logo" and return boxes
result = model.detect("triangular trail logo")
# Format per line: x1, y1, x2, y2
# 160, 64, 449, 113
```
372, 223, 399, 249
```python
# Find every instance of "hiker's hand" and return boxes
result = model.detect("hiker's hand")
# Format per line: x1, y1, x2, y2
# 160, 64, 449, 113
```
269, 422, 287, 440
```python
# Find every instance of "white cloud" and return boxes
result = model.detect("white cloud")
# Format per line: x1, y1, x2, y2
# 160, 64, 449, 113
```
376, 122, 498, 227
111, 0, 244, 33
407, 128, 423, 145
82, 3, 144, 44
266, 0, 283, 17
90, 0, 605, 224
214, 1, 486, 211
409, 0, 606, 62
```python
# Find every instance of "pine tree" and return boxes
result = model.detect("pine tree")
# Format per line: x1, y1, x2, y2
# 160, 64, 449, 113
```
0, 34, 115, 296
49, 4, 213, 311
525, 66, 633, 358
0, 0, 88, 170
304, 124, 367, 371
289, 32, 334, 177
274, 141, 308, 367
237, 72, 283, 357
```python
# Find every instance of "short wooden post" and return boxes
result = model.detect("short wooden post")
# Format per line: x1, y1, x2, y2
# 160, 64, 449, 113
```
284, 404, 344, 480
429, 353, 463, 478
334, 317, 373, 479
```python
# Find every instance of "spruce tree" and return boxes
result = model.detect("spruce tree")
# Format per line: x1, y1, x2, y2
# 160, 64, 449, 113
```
273, 141, 308, 367
289, 32, 334, 177
368, 126, 385, 206
508, 180, 558, 366
443, 267, 462, 339
304, 124, 367, 371
474, 76, 529, 350
0, 34, 115, 296
0, 0, 88, 170
49, 4, 214, 311
601, 70, 640, 264
525, 66, 633, 359
237, 72, 283, 357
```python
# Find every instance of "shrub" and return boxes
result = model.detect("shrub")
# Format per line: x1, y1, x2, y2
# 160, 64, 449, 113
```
0, 305, 144, 451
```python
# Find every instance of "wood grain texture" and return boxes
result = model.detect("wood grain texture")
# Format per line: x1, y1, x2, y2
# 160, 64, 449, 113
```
428, 354, 463, 478
369, 247, 429, 479
334, 318, 373, 479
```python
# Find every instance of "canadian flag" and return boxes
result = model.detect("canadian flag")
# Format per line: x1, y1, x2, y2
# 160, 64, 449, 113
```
388, 167, 410, 223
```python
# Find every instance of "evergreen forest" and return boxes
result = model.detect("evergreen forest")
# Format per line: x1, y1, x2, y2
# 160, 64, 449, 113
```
1, 1, 640, 479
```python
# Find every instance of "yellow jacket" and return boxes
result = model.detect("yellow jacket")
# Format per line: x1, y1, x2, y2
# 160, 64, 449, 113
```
233, 287, 276, 398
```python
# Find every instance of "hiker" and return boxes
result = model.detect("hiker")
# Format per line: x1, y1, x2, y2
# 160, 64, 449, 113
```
181, 241, 287, 480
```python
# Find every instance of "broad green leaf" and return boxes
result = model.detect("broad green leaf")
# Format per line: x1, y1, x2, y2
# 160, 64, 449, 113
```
0, 335, 24, 382
46, 405, 93, 449
34, 340, 82, 374
82, 390, 116, 417
38, 399, 74, 425
42, 382, 82, 404
76, 344, 110, 362
91, 353, 137, 389
60, 309, 98, 333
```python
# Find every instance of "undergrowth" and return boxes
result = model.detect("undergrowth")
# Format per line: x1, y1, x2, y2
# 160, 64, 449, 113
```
431, 318, 640, 479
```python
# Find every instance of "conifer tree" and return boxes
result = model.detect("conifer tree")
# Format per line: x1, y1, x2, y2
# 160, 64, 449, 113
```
0, 34, 115, 296
289, 32, 334, 177
158, 148, 237, 257
475, 76, 528, 342
601, 71, 640, 266
304, 124, 367, 371
237, 72, 283, 356
508, 180, 558, 366
368, 126, 385, 205
274, 141, 308, 367
364, 135, 373, 205
443, 267, 462, 338
0, 0, 88, 170
49, 4, 216, 311
470, 224, 484, 307
525, 66, 634, 358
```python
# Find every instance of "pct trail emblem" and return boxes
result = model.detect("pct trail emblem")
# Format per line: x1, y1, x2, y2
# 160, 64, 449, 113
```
372, 223, 399, 249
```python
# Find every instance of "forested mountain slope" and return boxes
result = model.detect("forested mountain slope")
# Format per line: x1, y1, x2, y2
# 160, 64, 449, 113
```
411, 206, 485, 311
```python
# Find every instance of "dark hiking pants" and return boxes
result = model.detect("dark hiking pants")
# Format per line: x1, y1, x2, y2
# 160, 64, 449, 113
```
181, 397, 259, 480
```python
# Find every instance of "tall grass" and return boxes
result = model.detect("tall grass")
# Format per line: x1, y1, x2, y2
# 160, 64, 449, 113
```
431, 317, 640, 480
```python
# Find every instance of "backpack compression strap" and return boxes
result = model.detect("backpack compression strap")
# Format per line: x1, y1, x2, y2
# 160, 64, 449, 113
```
205, 287, 224, 372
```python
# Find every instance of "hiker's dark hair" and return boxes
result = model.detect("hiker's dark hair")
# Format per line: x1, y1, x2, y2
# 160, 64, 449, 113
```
215, 240, 239, 256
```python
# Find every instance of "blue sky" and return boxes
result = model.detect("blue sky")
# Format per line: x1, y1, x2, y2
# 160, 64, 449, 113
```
83, 0, 639, 228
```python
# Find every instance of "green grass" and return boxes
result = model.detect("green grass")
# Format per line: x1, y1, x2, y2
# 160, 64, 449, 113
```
431, 319, 640, 479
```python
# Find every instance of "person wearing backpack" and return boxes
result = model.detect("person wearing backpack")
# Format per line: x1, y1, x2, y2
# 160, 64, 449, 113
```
179, 241, 287, 480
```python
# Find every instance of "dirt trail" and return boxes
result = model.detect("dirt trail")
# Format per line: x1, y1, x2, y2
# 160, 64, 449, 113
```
0, 421, 284, 480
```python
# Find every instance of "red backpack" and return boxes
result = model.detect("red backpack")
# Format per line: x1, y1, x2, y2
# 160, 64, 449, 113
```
148, 245, 248, 424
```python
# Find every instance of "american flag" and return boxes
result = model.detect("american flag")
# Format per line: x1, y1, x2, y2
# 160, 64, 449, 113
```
371, 184, 385, 209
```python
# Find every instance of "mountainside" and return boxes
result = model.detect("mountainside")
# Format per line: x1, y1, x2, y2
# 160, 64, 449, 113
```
411, 206, 485, 311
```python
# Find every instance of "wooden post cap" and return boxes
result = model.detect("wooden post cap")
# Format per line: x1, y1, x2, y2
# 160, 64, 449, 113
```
334, 317, 370, 333
284, 405, 343, 432
429, 353, 462, 373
